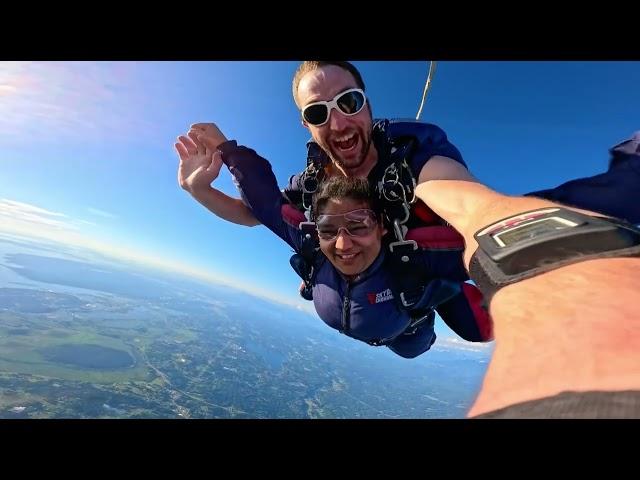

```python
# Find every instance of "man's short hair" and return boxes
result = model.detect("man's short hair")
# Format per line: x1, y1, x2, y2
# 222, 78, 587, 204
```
292, 61, 365, 109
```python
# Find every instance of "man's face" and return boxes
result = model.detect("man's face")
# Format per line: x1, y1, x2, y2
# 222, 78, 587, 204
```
297, 65, 374, 176
316, 198, 384, 278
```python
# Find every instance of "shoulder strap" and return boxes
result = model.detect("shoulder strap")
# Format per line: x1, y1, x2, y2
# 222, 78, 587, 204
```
300, 141, 329, 219
373, 121, 461, 339
285, 141, 329, 300
281, 203, 320, 301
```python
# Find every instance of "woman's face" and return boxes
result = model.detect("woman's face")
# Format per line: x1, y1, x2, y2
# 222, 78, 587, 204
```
316, 198, 385, 278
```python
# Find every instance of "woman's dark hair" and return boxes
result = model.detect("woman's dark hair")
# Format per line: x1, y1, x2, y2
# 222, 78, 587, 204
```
312, 176, 381, 218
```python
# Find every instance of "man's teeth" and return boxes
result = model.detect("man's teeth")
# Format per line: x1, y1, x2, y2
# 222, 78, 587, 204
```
336, 133, 355, 142
338, 253, 357, 259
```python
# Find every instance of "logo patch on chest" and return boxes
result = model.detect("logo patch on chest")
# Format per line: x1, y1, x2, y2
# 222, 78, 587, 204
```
366, 288, 394, 305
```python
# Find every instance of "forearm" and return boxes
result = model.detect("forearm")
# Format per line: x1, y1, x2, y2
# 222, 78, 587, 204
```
417, 155, 479, 185
215, 142, 303, 250
416, 180, 640, 416
416, 181, 594, 267
470, 257, 640, 416
189, 186, 260, 227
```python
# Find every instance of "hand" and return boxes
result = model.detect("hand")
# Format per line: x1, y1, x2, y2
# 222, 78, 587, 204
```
190, 122, 228, 150
175, 130, 223, 194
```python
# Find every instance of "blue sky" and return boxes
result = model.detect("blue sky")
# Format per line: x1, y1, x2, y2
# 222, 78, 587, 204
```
1, 61, 638, 313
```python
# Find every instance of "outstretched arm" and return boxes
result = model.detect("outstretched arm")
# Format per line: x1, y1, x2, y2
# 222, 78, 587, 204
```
196, 125, 303, 252
416, 180, 640, 418
175, 125, 259, 227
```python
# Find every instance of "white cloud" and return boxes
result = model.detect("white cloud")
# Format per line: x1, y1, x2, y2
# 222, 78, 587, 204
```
76, 219, 98, 227
0, 197, 317, 314
86, 207, 118, 219
295, 302, 318, 316
0, 198, 75, 231
0, 199, 67, 218
0, 84, 18, 95
435, 336, 495, 353
0, 62, 165, 146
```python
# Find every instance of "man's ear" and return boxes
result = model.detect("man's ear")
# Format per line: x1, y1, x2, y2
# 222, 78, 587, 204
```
301, 118, 309, 129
